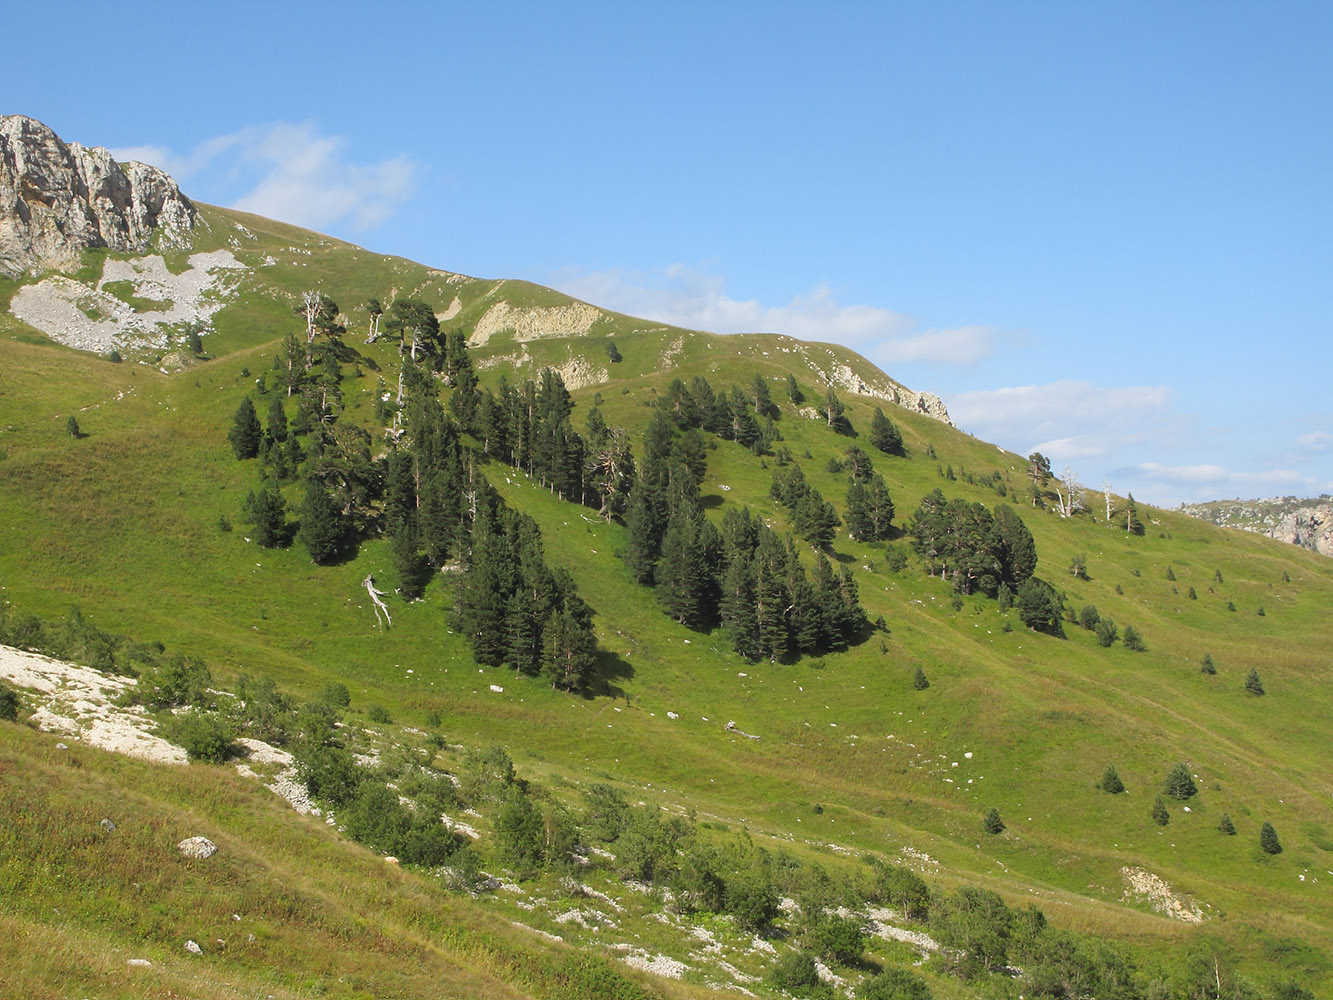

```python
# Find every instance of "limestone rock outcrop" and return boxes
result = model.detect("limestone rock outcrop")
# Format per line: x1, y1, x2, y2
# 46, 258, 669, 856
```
0, 115, 196, 278
1268, 503, 1333, 558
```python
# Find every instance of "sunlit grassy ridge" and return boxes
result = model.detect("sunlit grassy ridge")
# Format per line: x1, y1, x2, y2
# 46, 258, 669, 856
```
1, 203, 1331, 994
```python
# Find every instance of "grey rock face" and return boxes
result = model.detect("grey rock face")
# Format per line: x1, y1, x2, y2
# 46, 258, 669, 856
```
1269, 503, 1333, 557
0, 115, 196, 277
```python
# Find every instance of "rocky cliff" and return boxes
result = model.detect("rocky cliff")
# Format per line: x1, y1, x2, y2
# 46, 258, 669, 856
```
0, 115, 196, 278
1178, 496, 1333, 558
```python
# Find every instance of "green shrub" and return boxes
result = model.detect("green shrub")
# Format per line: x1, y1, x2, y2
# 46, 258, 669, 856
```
1244, 668, 1265, 696
859, 967, 933, 1000
1122, 625, 1145, 651
1218, 813, 1236, 835
769, 949, 820, 991
1095, 618, 1118, 647
343, 783, 411, 855
166, 711, 237, 763
366, 704, 392, 724
320, 681, 351, 708
983, 807, 1005, 834
811, 914, 867, 965
0, 683, 20, 721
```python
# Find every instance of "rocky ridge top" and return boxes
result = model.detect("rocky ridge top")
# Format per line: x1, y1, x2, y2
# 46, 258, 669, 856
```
1178, 495, 1333, 558
0, 114, 196, 277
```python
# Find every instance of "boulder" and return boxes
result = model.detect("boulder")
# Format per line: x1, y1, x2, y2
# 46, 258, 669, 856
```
178, 836, 217, 860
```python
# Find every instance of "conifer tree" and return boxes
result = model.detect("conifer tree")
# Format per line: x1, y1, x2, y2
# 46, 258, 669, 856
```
297, 478, 344, 564
1151, 795, 1170, 826
1218, 813, 1236, 835
869, 407, 904, 455
983, 807, 1005, 834
229, 397, 263, 459
994, 505, 1037, 586
1163, 763, 1197, 800
1244, 667, 1265, 695
1260, 821, 1282, 854
1125, 494, 1145, 535
389, 515, 426, 600
720, 549, 759, 661
66, 415, 81, 438
750, 373, 775, 417
250, 486, 286, 547
823, 387, 851, 434
267, 395, 288, 444
542, 606, 599, 692
1201, 652, 1217, 674
786, 373, 804, 405
913, 666, 930, 690
1100, 765, 1125, 794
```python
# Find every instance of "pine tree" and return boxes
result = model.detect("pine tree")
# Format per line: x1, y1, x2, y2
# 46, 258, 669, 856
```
542, 607, 598, 692
1122, 624, 1145, 651
266, 395, 288, 444
1151, 795, 1170, 826
753, 529, 791, 661
1244, 667, 1265, 695
823, 387, 850, 434
1218, 813, 1236, 835
720, 548, 760, 661
297, 478, 344, 565
982, 807, 1005, 834
869, 407, 904, 456
1260, 821, 1282, 854
913, 666, 930, 690
786, 373, 804, 405
1163, 762, 1197, 800
389, 515, 426, 600
250, 486, 286, 548
229, 397, 262, 459
1125, 494, 1144, 535
750, 373, 775, 417
994, 504, 1037, 586
1100, 765, 1125, 794
623, 479, 666, 584
1201, 652, 1217, 674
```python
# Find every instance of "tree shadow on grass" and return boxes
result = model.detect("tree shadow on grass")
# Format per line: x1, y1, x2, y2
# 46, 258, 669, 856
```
587, 647, 635, 702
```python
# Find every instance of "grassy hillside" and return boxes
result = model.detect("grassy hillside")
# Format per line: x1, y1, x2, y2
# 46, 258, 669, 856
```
2, 204, 1331, 997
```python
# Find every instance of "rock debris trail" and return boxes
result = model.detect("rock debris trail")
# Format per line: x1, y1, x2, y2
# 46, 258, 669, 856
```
0, 644, 312, 817
10, 249, 245, 355
0, 644, 186, 765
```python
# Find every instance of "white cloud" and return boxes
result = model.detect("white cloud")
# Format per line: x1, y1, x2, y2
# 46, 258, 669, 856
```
949, 380, 1176, 462
1297, 430, 1333, 453
873, 325, 999, 365
111, 122, 421, 232
557, 266, 913, 342
555, 264, 1000, 364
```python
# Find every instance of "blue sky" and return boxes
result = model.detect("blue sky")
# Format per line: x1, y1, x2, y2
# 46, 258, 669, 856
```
9, 2, 1330, 506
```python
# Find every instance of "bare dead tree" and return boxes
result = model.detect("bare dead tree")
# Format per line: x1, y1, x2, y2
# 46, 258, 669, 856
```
363, 575, 392, 629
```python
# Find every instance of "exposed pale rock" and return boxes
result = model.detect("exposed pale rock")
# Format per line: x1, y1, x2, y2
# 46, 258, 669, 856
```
0, 115, 196, 277
178, 836, 217, 860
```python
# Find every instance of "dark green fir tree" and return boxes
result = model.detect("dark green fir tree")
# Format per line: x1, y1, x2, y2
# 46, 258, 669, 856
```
229, 397, 262, 459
